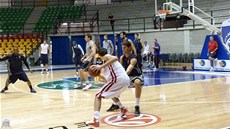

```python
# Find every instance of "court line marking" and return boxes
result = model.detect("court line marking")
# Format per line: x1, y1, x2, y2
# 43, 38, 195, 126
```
11, 85, 230, 104
173, 70, 230, 76
11, 84, 95, 101
144, 77, 191, 80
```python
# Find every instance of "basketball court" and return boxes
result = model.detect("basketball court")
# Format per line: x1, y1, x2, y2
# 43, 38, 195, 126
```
1, 65, 230, 129
1, 0, 230, 128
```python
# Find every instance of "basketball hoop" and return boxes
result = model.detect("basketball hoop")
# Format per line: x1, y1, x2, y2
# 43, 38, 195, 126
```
157, 10, 170, 15
156, 10, 170, 19
158, 13, 166, 19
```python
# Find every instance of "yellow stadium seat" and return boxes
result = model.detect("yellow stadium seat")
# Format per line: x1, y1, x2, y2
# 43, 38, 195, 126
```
6, 50, 12, 55
13, 41, 18, 46
0, 50, 4, 54
9, 39, 13, 43
26, 39, 30, 42
3, 39, 8, 43
14, 39, 19, 43
20, 39, 25, 42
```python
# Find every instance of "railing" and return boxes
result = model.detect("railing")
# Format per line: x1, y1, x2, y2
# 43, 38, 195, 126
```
0, 6, 229, 35
0, 0, 146, 7
188, 7, 230, 28
0, 0, 75, 8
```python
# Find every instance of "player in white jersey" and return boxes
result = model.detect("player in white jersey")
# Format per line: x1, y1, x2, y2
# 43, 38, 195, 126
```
40, 40, 50, 74
85, 47, 130, 127
143, 41, 149, 62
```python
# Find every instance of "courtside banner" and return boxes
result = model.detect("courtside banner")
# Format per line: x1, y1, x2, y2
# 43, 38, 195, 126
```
215, 60, 230, 71
193, 59, 230, 71
222, 19, 230, 53
193, 59, 210, 70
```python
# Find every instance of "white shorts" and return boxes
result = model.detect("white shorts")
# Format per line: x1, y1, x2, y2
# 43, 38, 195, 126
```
96, 76, 130, 99
143, 51, 149, 55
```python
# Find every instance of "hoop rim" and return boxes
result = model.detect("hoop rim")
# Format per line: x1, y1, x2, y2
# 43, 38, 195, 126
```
157, 10, 170, 15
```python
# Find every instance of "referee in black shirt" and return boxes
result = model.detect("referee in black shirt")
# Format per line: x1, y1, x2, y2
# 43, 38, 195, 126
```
0, 46, 36, 93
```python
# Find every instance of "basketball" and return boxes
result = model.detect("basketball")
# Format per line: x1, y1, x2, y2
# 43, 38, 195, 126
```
88, 65, 101, 77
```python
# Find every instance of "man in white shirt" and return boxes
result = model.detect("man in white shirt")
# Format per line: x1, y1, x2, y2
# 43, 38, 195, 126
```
102, 35, 114, 55
40, 40, 50, 74
143, 41, 149, 62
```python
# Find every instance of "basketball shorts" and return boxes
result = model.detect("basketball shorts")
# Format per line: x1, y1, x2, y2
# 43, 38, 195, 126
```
40, 54, 48, 65
80, 58, 94, 71
74, 56, 82, 67
129, 74, 144, 88
8, 72, 29, 84
209, 52, 217, 59
96, 76, 130, 99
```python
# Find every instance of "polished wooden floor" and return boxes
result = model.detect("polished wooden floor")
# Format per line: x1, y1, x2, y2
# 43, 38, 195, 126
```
1, 68, 230, 129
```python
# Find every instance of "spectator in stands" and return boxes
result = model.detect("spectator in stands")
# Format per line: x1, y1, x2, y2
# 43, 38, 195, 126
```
103, 35, 114, 55
152, 39, 160, 70
0, 46, 36, 93
207, 36, 218, 72
143, 41, 149, 62
108, 13, 115, 33
72, 41, 84, 76
40, 40, 50, 74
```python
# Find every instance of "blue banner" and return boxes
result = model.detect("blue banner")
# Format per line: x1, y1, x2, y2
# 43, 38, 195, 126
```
222, 19, 230, 52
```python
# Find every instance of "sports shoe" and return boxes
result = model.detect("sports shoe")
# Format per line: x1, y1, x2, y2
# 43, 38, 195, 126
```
86, 117, 99, 127
209, 67, 214, 72
147, 63, 151, 67
74, 83, 82, 89
82, 83, 92, 91
30, 88, 37, 93
106, 104, 119, 112
135, 106, 140, 116
41, 71, 47, 74
120, 107, 128, 118
1, 87, 8, 93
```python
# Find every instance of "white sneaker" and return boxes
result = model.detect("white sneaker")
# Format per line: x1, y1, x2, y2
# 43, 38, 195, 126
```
209, 67, 214, 72
82, 84, 92, 91
74, 83, 82, 89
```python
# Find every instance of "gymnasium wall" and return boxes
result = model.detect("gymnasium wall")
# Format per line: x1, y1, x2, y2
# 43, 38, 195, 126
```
140, 28, 209, 54
50, 28, 210, 65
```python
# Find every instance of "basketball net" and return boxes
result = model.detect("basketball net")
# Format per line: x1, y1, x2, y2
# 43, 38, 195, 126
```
158, 13, 166, 19
157, 10, 170, 20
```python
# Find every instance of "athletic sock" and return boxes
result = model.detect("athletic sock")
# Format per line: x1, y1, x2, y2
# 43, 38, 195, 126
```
135, 98, 140, 106
93, 111, 100, 121
116, 101, 124, 108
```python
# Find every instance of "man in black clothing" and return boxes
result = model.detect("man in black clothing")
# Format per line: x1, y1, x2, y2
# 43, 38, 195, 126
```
72, 41, 84, 76
0, 46, 36, 93
108, 13, 115, 33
